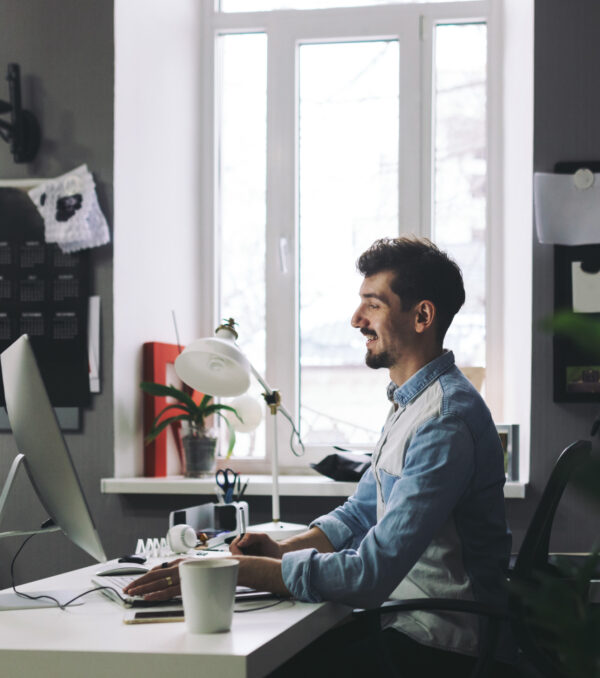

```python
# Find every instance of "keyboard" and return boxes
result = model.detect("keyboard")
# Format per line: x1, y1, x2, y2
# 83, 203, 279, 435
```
91, 573, 278, 608
91, 573, 178, 608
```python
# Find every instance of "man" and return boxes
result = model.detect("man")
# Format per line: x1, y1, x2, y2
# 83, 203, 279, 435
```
126, 236, 515, 676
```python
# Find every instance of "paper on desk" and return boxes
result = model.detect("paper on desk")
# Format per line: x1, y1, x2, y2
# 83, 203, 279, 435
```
572, 262, 600, 312
534, 172, 600, 245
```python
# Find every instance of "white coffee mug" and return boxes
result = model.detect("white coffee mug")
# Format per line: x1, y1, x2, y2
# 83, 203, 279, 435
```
179, 558, 239, 633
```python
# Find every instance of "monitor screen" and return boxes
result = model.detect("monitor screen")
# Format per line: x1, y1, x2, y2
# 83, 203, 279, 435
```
1, 334, 106, 563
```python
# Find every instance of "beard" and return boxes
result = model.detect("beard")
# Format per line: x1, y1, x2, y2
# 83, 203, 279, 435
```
365, 348, 394, 370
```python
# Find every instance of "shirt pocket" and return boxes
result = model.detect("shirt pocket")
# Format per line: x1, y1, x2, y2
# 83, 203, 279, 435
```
378, 468, 400, 505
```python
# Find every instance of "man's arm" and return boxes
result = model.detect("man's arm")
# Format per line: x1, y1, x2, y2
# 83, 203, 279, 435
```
281, 415, 477, 607
231, 467, 377, 561
123, 528, 334, 602
230, 526, 335, 558
235, 555, 289, 595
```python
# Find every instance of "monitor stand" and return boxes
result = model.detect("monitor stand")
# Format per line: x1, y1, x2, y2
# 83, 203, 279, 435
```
0, 453, 60, 539
0, 453, 78, 611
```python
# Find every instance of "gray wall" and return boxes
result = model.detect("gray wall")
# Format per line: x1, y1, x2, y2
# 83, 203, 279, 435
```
0, 0, 121, 586
504, 0, 600, 554
1, 0, 599, 590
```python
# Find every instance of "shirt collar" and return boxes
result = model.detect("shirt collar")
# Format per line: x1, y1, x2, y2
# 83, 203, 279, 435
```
389, 350, 455, 407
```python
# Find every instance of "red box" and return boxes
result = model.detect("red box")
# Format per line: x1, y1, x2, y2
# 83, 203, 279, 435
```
142, 342, 202, 477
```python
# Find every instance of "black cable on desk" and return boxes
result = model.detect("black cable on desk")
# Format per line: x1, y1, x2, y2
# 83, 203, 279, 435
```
234, 599, 285, 613
10, 530, 130, 610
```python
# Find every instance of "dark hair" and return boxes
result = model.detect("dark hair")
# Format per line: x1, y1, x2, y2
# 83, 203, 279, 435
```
356, 236, 465, 341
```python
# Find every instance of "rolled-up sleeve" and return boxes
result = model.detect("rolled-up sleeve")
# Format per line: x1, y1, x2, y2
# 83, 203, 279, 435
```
281, 415, 475, 608
310, 467, 377, 550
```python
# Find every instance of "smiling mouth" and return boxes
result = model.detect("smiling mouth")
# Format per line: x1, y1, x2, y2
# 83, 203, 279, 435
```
362, 330, 378, 347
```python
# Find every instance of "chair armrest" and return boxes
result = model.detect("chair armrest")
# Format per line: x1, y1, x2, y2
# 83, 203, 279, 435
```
353, 597, 507, 621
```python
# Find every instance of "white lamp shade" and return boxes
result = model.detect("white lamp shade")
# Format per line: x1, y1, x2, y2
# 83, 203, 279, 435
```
226, 394, 263, 432
174, 337, 251, 397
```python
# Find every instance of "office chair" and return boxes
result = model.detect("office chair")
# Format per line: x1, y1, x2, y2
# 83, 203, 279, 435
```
354, 439, 593, 678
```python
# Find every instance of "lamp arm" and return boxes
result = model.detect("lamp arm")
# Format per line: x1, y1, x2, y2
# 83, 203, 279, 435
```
248, 362, 304, 457
248, 363, 272, 396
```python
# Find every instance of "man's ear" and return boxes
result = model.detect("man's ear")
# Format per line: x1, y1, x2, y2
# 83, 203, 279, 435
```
414, 300, 436, 334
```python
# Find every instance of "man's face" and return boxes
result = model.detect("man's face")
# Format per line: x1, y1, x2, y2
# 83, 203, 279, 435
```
351, 270, 414, 372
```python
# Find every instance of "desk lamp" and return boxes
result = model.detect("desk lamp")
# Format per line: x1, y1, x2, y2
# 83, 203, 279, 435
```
174, 319, 306, 540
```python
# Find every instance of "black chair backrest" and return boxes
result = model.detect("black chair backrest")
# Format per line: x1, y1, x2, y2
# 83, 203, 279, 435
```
513, 439, 592, 578
510, 440, 593, 678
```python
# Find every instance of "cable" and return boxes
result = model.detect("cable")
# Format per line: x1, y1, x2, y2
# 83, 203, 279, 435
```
62, 585, 130, 608
279, 407, 305, 458
10, 533, 68, 608
234, 598, 285, 613
10, 531, 131, 610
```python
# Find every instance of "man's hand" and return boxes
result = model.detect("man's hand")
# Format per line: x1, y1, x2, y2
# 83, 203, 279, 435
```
122, 559, 184, 602
229, 532, 283, 558
121, 553, 291, 601
229, 527, 335, 557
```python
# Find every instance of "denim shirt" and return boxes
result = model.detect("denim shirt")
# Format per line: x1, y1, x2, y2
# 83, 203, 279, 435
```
281, 351, 512, 657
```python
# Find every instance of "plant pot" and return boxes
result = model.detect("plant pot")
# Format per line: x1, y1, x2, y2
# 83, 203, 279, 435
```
182, 427, 218, 477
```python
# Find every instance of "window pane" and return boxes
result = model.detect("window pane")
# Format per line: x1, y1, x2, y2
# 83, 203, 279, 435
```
432, 23, 487, 379
299, 40, 398, 446
221, 0, 468, 11
217, 33, 267, 458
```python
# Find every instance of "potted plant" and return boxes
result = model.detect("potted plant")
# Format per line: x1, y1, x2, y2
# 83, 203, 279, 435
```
140, 382, 241, 477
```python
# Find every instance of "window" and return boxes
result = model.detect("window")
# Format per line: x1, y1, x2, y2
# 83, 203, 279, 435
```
200, 1, 501, 470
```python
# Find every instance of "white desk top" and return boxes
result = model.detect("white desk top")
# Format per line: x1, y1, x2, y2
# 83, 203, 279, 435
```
0, 562, 350, 678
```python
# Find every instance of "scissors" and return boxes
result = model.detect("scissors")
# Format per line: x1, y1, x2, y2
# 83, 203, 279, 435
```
215, 468, 239, 504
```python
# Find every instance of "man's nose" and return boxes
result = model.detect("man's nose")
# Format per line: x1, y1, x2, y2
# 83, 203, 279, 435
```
351, 307, 364, 328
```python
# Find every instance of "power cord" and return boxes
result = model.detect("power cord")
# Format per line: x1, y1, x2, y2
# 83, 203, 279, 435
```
10, 529, 130, 610
234, 599, 285, 613
279, 407, 305, 458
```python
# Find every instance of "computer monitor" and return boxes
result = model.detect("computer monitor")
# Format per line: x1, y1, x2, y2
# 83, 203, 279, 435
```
0, 334, 106, 563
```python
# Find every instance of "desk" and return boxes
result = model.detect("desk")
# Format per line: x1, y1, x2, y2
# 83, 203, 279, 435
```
0, 562, 351, 678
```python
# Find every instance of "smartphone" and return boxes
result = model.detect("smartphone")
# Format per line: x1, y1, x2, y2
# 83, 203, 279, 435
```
123, 609, 184, 624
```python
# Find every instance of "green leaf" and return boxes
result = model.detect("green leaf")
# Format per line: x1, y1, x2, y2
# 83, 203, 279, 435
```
151, 402, 196, 430
214, 411, 237, 458
199, 393, 213, 410
140, 381, 199, 411
144, 414, 191, 444
543, 311, 600, 359
204, 403, 242, 422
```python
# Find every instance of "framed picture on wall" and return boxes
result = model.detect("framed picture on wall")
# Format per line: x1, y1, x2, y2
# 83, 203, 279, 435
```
551, 161, 600, 403
553, 242, 600, 403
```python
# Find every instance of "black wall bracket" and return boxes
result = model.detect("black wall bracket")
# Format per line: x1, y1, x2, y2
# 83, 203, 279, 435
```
0, 63, 40, 164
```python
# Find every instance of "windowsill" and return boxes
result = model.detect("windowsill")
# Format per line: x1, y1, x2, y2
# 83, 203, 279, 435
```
101, 476, 527, 499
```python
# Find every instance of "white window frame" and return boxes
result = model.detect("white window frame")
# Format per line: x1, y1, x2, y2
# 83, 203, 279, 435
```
199, 1, 501, 473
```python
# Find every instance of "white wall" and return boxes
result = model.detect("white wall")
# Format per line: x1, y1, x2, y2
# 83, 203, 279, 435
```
114, 0, 204, 476
502, 0, 534, 482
